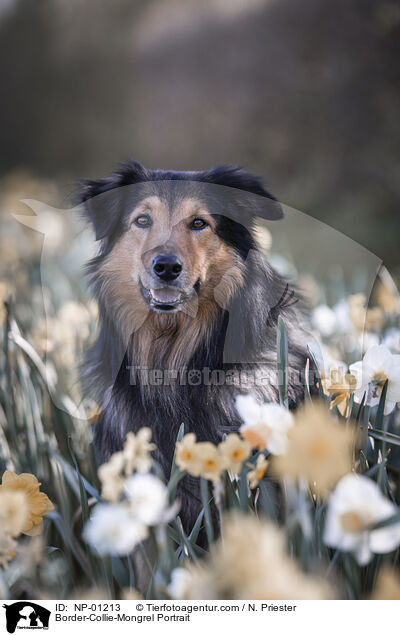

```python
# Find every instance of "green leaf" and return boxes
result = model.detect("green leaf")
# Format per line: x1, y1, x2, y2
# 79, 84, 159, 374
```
68, 437, 90, 526
375, 380, 388, 433
47, 510, 89, 573
257, 480, 279, 521
167, 469, 186, 504
359, 426, 400, 448
172, 517, 202, 559
376, 380, 389, 492
200, 477, 214, 545
304, 358, 312, 402
223, 471, 241, 510
168, 423, 185, 502
277, 316, 289, 408
238, 464, 250, 512
306, 345, 325, 400
111, 556, 130, 588
48, 447, 101, 501
188, 508, 205, 544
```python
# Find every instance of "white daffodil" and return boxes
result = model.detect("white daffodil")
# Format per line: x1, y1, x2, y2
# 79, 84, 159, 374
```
236, 395, 293, 455
349, 344, 400, 414
167, 567, 193, 599
323, 474, 400, 565
83, 502, 148, 556
124, 473, 169, 525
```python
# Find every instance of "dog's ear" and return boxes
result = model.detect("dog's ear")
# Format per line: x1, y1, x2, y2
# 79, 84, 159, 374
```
78, 161, 149, 241
202, 165, 283, 221
78, 177, 124, 241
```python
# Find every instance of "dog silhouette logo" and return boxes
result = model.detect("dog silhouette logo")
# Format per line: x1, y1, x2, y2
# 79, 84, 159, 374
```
3, 602, 50, 633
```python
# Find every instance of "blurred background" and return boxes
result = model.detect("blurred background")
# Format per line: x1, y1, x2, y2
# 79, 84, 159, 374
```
0, 0, 399, 279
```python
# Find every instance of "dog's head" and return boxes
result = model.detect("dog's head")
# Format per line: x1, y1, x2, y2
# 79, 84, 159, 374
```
80, 162, 282, 345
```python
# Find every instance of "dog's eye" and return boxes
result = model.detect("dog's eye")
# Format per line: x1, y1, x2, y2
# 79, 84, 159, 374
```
189, 217, 208, 230
133, 214, 151, 228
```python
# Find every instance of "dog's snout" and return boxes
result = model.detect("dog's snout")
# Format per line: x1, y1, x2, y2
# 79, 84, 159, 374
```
152, 254, 183, 282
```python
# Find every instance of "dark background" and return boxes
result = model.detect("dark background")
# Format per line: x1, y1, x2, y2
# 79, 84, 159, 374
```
0, 0, 399, 280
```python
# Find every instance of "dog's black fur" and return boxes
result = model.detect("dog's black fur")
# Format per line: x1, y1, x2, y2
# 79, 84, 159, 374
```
80, 161, 312, 533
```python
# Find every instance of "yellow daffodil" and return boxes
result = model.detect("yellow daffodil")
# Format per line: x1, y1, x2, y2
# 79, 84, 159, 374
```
98, 428, 156, 502
196, 442, 228, 482
322, 367, 357, 417
181, 512, 332, 599
272, 402, 355, 494
0, 471, 54, 536
218, 434, 251, 474
98, 451, 126, 503
0, 490, 28, 537
123, 427, 156, 474
175, 433, 202, 476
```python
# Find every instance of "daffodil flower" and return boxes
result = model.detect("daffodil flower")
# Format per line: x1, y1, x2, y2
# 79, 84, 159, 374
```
323, 474, 400, 565
83, 502, 148, 556
236, 395, 293, 454
124, 473, 171, 525
0, 471, 54, 536
349, 344, 400, 414
218, 434, 251, 475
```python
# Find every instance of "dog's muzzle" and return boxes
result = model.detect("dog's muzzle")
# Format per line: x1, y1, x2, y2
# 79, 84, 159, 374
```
139, 279, 200, 313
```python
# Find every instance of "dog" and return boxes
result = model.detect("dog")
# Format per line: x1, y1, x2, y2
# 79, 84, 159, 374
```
80, 161, 312, 533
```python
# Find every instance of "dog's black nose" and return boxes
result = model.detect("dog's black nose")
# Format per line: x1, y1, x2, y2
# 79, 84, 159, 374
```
152, 254, 182, 281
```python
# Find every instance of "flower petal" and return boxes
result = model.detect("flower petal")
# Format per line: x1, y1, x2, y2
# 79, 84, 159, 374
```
235, 394, 261, 425
363, 345, 393, 370
370, 523, 400, 554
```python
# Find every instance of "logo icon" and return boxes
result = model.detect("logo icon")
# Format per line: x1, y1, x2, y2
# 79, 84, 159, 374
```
3, 602, 50, 633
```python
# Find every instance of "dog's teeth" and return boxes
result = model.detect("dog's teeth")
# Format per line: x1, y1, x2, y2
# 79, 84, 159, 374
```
150, 289, 180, 304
